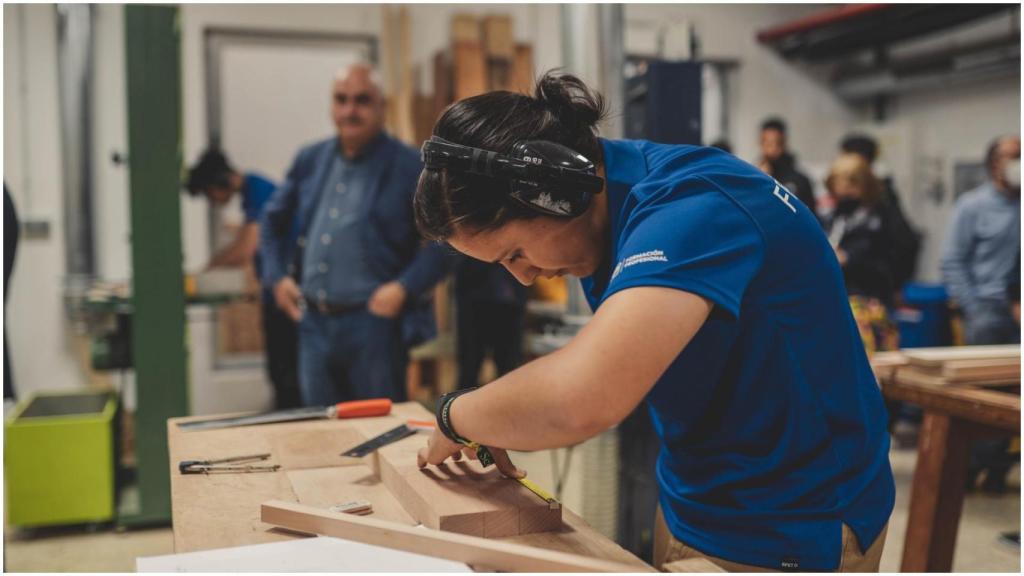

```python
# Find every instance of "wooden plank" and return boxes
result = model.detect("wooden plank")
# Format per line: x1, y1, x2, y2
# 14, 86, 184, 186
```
510, 44, 535, 94
902, 344, 1020, 368
482, 15, 515, 60
488, 58, 513, 92
261, 500, 642, 572
882, 376, 1020, 430
286, 465, 417, 526
432, 51, 453, 117
941, 358, 1020, 381
900, 413, 971, 572
895, 367, 1019, 388
453, 42, 488, 101
664, 557, 727, 572
451, 13, 480, 44
375, 431, 561, 537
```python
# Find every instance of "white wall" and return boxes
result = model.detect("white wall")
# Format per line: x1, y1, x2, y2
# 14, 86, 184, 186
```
626, 3, 853, 173
4, 4, 87, 397
860, 76, 1021, 282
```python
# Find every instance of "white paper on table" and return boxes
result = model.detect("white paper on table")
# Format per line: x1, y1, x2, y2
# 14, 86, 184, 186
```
136, 535, 472, 572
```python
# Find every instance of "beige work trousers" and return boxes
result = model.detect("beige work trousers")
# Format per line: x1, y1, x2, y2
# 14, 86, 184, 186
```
653, 507, 888, 572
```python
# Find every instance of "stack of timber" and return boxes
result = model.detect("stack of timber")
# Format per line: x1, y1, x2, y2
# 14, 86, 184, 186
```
896, 345, 1020, 387
443, 13, 535, 107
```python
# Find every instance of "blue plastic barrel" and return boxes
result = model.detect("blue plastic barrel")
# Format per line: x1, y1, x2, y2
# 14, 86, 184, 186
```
894, 283, 951, 348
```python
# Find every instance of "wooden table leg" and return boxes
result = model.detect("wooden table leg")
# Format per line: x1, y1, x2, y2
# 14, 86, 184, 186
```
901, 412, 971, 572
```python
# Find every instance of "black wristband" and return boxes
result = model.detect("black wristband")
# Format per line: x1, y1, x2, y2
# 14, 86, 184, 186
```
436, 387, 477, 445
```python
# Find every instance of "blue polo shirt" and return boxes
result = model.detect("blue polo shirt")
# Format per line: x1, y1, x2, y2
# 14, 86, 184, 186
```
581, 140, 894, 570
242, 172, 277, 224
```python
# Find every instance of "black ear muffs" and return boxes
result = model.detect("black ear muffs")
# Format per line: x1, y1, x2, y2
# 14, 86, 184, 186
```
421, 136, 603, 217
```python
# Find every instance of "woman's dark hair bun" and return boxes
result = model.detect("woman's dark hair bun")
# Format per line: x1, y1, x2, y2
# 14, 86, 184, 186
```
414, 69, 609, 241
534, 70, 607, 136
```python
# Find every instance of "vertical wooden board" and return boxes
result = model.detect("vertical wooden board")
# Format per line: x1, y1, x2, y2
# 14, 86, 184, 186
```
487, 59, 513, 92
482, 15, 515, 60
451, 13, 480, 44
413, 93, 437, 145
511, 44, 535, 94
285, 465, 417, 526
453, 42, 488, 101
432, 52, 453, 117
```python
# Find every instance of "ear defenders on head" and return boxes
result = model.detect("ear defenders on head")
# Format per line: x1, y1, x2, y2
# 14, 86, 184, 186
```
421, 136, 603, 218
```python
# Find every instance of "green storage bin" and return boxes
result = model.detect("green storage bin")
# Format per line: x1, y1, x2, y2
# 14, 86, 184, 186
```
5, 390, 117, 527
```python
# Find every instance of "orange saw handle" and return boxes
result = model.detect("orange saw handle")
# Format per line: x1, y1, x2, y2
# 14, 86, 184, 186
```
333, 398, 392, 419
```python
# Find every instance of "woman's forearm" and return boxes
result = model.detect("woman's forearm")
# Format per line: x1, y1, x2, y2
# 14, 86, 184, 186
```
447, 344, 606, 451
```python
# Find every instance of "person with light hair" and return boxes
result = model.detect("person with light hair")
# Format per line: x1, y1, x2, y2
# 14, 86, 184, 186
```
822, 153, 899, 352
260, 62, 448, 405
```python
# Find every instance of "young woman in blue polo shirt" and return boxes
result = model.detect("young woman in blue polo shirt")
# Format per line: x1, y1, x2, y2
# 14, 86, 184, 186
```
414, 72, 894, 572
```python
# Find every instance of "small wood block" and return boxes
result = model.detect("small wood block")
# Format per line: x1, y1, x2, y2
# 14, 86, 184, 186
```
482, 15, 515, 60
376, 435, 561, 538
510, 44, 535, 94
451, 13, 480, 44
453, 42, 488, 100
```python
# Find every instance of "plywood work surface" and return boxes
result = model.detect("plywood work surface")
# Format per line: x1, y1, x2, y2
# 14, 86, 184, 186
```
168, 403, 649, 570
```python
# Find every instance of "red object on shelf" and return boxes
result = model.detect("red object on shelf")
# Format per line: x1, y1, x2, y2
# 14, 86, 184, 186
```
756, 4, 889, 44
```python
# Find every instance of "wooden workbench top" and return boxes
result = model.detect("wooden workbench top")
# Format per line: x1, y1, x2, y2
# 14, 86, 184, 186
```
167, 401, 651, 571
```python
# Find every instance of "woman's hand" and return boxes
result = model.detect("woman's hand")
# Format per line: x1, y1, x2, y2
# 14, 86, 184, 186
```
416, 427, 526, 479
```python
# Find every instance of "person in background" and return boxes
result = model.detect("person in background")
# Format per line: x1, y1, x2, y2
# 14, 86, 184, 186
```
757, 117, 816, 214
184, 149, 301, 410
941, 135, 1021, 346
709, 139, 733, 154
941, 135, 1020, 495
840, 134, 921, 300
454, 257, 528, 391
4, 184, 19, 401
823, 153, 898, 352
260, 63, 449, 406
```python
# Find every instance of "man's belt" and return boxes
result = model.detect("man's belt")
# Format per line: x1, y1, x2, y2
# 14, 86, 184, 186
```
308, 299, 366, 316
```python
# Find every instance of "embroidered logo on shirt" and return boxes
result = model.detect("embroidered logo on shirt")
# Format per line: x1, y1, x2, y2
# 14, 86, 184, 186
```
611, 249, 668, 280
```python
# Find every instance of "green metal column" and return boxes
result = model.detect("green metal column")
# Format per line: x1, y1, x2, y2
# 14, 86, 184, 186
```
122, 5, 188, 526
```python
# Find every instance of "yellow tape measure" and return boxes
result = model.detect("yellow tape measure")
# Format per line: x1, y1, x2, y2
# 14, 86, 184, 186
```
518, 477, 561, 510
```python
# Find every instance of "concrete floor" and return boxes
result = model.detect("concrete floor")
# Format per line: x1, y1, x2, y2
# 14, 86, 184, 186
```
4, 443, 1020, 572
